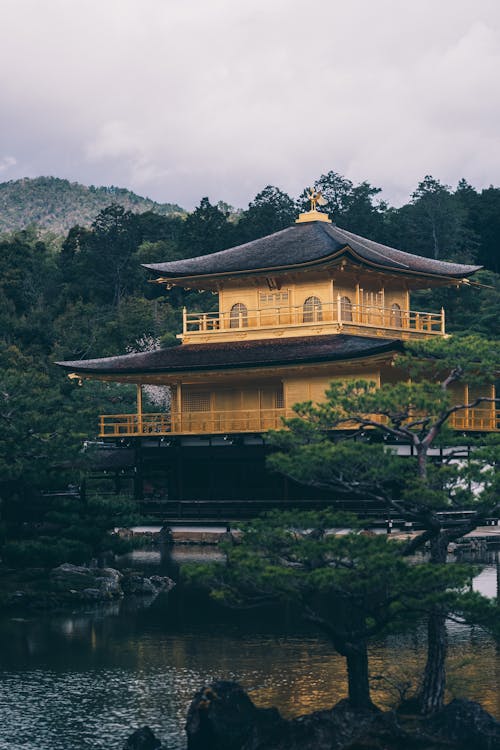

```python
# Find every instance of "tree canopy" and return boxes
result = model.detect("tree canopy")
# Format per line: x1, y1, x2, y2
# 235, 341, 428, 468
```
267, 333, 500, 712
186, 509, 495, 710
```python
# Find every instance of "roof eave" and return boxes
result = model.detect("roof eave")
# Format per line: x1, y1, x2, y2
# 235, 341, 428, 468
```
142, 247, 482, 286
55, 339, 402, 379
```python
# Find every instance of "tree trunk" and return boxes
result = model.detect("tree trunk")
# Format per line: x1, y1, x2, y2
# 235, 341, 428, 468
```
416, 444, 427, 481
419, 534, 448, 713
345, 643, 374, 710
419, 609, 447, 713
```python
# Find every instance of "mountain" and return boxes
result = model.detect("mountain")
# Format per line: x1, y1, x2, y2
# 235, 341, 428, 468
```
0, 177, 185, 234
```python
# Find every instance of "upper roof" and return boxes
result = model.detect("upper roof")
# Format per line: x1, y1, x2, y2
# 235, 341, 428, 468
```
143, 220, 481, 282
56, 334, 402, 377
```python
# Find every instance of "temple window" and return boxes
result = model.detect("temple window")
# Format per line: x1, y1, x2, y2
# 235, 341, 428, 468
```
182, 391, 211, 412
259, 291, 289, 305
275, 384, 285, 409
390, 302, 403, 328
229, 302, 248, 328
303, 296, 323, 323
340, 296, 353, 322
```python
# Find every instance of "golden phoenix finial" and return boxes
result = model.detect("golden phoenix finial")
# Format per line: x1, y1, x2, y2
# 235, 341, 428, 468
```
306, 187, 328, 212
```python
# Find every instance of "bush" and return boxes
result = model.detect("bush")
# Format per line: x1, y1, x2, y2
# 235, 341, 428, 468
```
2, 538, 92, 568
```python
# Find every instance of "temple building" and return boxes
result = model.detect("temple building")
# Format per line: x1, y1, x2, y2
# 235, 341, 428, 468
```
57, 201, 498, 515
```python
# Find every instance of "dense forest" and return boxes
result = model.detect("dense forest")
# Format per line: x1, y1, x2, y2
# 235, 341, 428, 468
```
0, 177, 184, 234
1, 170, 500, 516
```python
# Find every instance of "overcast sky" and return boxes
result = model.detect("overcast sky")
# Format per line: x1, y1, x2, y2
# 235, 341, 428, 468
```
1, 0, 499, 209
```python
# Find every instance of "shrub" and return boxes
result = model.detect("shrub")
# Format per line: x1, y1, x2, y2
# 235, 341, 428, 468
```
2, 538, 92, 568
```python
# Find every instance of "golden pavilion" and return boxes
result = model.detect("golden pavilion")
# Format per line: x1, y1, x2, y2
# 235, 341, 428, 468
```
57, 202, 498, 509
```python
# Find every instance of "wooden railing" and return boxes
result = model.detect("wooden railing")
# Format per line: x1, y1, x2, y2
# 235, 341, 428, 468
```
183, 299, 445, 338
99, 408, 293, 437
449, 407, 500, 432
99, 405, 499, 437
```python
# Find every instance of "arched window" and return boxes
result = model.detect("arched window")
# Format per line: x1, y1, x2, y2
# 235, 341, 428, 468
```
229, 302, 248, 328
390, 302, 402, 328
303, 296, 323, 323
340, 296, 353, 322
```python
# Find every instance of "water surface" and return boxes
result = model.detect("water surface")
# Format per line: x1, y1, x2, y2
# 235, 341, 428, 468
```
0, 547, 498, 750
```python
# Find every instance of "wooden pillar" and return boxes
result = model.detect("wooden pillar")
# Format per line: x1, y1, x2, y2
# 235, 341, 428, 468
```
492, 385, 497, 430
176, 445, 183, 502
136, 384, 143, 435
464, 383, 470, 429
176, 382, 182, 433
133, 438, 143, 501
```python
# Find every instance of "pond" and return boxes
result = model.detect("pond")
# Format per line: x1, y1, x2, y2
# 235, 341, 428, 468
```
0, 547, 498, 750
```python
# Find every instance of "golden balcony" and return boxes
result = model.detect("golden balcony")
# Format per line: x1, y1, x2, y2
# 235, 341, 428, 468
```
98, 405, 499, 438
181, 299, 445, 343
99, 408, 293, 437
449, 406, 500, 432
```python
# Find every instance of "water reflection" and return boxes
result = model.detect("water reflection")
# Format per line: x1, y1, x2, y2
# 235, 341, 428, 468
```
0, 546, 498, 750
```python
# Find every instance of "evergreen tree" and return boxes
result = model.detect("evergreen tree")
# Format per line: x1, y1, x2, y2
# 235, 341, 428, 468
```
178, 197, 233, 256
236, 185, 296, 241
268, 334, 500, 712
187, 510, 489, 710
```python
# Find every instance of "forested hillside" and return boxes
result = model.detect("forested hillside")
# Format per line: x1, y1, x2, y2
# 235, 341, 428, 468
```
0, 171, 499, 510
0, 177, 184, 234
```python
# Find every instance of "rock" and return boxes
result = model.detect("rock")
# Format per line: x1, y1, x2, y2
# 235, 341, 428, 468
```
82, 587, 103, 600
121, 572, 174, 596
186, 682, 458, 750
123, 725, 165, 749
94, 567, 124, 597
150, 575, 175, 593
45, 564, 175, 605
51, 563, 124, 600
426, 698, 500, 750
51, 563, 97, 591
186, 680, 282, 750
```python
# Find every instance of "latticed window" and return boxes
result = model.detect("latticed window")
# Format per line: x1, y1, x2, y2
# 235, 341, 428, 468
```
340, 296, 353, 322
259, 291, 289, 305
390, 303, 402, 328
303, 296, 322, 323
275, 384, 284, 409
182, 391, 211, 412
229, 302, 248, 328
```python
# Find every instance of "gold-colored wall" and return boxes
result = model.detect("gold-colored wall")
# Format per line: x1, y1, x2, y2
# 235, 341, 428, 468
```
218, 272, 407, 318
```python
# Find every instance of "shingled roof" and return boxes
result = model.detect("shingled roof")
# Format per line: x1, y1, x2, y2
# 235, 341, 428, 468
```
143, 221, 481, 281
57, 334, 402, 376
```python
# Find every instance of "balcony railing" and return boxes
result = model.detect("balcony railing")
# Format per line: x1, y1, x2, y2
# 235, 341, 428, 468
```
449, 407, 500, 432
99, 405, 499, 438
183, 299, 445, 339
99, 408, 292, 437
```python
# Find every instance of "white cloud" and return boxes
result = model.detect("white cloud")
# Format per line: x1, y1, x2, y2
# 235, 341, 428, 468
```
0, 156, 16, 173
0, 0, 499, 208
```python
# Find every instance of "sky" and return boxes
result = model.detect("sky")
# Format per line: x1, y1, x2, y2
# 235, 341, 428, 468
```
1, 0, 499, 210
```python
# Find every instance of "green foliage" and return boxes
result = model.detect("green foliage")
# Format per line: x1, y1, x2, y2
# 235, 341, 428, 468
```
236, 186, 296, 241
2, 538, 92, 568
394, 333, 500, 386
185, 509, 489, 708
178, 197, 234, 256
0, 177, 184, 235
1, 493, 139, 569
187, 510, 473, 629
307, 171, 386, 239
269, 334, 499, 527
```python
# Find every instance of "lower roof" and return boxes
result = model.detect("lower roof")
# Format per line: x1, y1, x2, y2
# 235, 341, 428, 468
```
57, 335, 402, 376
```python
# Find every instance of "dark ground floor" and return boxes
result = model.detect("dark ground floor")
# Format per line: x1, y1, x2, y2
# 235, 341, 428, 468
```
86, 434, 381, 521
